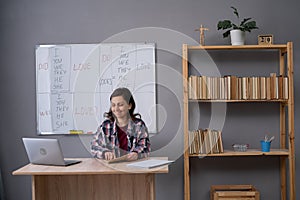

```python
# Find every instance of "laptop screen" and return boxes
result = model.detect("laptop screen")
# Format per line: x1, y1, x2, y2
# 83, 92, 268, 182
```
22, 138, 71, 166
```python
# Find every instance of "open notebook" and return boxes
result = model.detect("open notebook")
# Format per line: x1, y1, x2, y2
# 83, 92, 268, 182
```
127, 159, 174, 169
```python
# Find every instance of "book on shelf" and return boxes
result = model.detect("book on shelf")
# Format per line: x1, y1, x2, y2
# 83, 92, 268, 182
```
241, 77, 248, 100
270, 73, 277, 99
188, 76, 197, 99
238, 77, 242, 100
283, 77, 289, 99
188, 73, 288, 101
220, 77, 225, 100
266, 77, 271, 100
231, 75, 238, 100
189, 128, 224, 155
278, 75, 283, 99
254, 76, 258, 99
249, 77, 254, 100
224, 75, 230, 100
260, 77, 266, 99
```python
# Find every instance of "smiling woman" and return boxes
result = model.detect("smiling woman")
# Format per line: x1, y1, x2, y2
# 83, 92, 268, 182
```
91, 87, 151, 161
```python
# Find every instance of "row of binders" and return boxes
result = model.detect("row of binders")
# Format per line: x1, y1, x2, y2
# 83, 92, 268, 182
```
188, 73, 289, 100
189, 128, 224, 155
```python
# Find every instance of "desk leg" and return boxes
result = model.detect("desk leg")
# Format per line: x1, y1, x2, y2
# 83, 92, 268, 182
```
32, 175, 47, 200
32, 174, 155, 200
32, 176, 35, 200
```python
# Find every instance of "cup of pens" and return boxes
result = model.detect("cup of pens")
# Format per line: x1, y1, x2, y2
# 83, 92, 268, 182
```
260, 135, 274, 152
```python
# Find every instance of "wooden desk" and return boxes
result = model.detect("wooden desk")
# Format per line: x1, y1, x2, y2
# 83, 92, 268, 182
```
13, 158, 169, 200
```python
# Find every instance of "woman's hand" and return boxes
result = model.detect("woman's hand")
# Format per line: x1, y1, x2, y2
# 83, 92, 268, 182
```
127, 152, 138, 161
104, 152, 115, 160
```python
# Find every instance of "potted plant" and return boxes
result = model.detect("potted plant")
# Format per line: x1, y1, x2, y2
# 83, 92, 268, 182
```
217, 6, 258, 45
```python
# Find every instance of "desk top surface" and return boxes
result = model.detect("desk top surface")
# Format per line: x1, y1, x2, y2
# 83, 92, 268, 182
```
12, 157, 169, 175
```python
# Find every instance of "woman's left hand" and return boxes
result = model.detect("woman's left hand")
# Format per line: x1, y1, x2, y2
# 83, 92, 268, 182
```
127, 152, 138, 161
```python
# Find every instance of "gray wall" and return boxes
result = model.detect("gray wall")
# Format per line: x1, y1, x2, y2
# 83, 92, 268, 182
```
0, 0, 299, 199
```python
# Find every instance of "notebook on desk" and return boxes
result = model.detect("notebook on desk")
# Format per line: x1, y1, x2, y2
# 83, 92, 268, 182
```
127, 159, 174, 169
22, 138, 81, 166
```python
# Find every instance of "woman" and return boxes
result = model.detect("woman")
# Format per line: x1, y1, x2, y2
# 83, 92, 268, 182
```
91, 87, 150, 161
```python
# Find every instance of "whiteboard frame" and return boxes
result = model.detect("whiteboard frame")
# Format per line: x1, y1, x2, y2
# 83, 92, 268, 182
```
35, 43, 157, 135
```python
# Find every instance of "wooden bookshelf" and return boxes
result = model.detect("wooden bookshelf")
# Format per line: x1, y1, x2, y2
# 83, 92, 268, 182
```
182, 43, 295, 200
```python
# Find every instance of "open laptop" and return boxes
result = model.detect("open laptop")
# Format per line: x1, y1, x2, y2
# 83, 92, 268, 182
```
22, 138, 81, 166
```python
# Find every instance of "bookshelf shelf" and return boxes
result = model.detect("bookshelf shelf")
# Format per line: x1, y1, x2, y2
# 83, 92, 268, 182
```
189, 99, 288, 103
182, 43, 295, 200
189, 149, 289, 157
187, 44, 288, 51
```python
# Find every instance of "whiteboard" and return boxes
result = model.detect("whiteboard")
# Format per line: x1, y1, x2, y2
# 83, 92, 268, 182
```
36, 43, 156, 134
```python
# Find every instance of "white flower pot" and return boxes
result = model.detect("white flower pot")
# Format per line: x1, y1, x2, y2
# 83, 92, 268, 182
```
230, 30, 245, 45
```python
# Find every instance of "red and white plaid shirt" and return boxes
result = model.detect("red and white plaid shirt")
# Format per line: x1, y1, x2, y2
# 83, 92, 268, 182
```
91, 118, 150, 159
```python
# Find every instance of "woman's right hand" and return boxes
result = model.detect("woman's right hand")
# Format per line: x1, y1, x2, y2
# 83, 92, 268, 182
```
104, 152, 115, 160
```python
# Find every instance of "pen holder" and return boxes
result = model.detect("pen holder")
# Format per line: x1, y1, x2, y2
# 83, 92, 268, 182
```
260, 140, 271, 152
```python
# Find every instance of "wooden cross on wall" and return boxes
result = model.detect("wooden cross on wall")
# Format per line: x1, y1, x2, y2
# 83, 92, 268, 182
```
195, 25, 209, 46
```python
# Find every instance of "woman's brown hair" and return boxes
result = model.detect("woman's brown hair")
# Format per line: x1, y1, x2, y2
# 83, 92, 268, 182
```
104, 87, 141, 121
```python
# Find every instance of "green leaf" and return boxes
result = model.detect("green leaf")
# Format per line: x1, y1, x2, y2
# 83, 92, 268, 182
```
232, 24, 239, 29
231, 6, 239, 18
243, 21, 258, 32
217, 20, 232, 30
240, 18, 252, 26
223, 30, 231, 38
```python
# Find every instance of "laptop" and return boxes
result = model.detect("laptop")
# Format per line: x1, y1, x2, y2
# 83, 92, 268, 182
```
22, 138, 81, 166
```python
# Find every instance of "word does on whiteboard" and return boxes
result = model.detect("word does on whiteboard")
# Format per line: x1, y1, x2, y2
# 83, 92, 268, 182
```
36, 43, 156, 134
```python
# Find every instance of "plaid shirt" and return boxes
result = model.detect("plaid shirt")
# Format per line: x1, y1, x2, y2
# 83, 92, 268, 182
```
91, 118, 150, 159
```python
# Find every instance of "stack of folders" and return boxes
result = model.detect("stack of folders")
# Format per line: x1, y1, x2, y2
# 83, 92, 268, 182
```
189, 128, 224, 155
